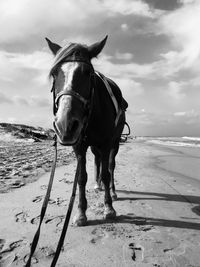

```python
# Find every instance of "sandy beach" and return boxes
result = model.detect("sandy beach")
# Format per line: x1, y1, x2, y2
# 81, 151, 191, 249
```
0, 138, 200, 266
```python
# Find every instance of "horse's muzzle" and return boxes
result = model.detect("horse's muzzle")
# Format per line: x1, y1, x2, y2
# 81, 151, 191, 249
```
53, 117, 82, 146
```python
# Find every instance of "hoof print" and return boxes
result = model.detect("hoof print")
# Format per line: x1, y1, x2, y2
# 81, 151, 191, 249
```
15, 211, 29, 223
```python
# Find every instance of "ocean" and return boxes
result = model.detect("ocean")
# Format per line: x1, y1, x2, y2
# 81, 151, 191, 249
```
143, 136, 200, 148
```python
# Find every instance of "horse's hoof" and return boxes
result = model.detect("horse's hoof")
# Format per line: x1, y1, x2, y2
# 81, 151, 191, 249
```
111, 193, 118, 201
104, 207, 116, 220
73, 214, 87, 227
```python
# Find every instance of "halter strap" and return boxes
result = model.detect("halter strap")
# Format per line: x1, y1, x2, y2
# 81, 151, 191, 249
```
51, 58, 94, 115
55, 90, 89, 108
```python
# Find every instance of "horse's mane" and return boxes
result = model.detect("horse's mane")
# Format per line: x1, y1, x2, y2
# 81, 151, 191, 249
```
49, 43, 89, 78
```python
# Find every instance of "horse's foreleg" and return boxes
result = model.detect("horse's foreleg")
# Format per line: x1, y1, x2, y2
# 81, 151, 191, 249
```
73, 147, 88, 226
101, 152, 116, 219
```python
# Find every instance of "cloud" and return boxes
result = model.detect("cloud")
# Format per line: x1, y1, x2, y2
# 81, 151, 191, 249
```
93, 54, 154, 79
158, 0, 200, 74
0, 91, 13, 104
168, 81, 185, 100
13, 95, 51, 108
174, 109, 199, 118
0, 50, 52, 85
0, 0, 88, 43
101, 0, 156, 17
115, 51, 134, 61
121, 23, 129, 31
29, 96, 51, 108
0, 0, 156, 44
173, 109, 200, 126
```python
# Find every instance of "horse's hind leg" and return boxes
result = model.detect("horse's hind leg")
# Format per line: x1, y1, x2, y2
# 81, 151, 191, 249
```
109, 143, 120, 201
73, 145, 88, 226
91, 146, 103, 191
101, 150, 116, 219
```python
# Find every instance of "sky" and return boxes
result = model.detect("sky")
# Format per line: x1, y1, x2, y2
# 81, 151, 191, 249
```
0, 0, 200, 136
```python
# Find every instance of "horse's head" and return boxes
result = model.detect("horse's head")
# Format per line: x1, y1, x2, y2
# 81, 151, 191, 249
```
46, 36, 108, 145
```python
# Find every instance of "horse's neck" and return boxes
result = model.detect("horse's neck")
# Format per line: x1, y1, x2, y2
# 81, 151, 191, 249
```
91, 73, 116, 126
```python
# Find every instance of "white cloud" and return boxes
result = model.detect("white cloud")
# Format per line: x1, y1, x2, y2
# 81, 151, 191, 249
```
168, 81, 185, 100
121, 23, 129, 31
93, 54, 154, 79
173, 109, 200, 126
101, 0, 155, 17
13, 95, 50, 108
0, 0, 156, 43
0, 91, 13, 104
174, 111, 186, 117
0, 50, 52, 85
158, 0, 200, 74
0, 0, 89, 42
115, 51, 134, 61
114, 78, 143, 97
174, 109, 199, 118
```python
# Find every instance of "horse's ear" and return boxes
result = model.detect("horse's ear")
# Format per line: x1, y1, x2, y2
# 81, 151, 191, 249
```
88, 35, 108, 58
45, 37, 62, 55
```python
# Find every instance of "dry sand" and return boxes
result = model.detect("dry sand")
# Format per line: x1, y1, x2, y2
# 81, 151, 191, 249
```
0, 139, 200, 266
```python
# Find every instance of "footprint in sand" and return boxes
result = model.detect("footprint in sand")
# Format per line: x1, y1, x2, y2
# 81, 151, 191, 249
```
40, 246, 55, 257
32, 195, 43, 203
0, 239, 6, 251
0, 239, 26, 266
90, 228, 106, 244
15, 211, 29, 223
123, 243, 144, 262
32, 196, 68, 206
30, 214, 64, 228
59, 178, 73, 184
23, 254, 38, 265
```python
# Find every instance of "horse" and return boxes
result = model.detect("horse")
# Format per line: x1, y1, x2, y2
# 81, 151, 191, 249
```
46, 36, 128, 226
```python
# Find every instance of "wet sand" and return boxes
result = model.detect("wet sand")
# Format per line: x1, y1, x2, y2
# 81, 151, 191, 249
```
0, 139, 200, 266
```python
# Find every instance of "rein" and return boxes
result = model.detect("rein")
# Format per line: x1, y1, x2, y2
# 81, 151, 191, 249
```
25, 136, 79, 267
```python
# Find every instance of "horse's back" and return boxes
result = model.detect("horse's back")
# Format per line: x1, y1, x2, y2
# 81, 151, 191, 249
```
95, 72, 128, 112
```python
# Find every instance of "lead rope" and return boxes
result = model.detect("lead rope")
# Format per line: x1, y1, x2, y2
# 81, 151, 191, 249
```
25, 135, 58, 267
25, 134, 79, 267
50, 161, 79, 267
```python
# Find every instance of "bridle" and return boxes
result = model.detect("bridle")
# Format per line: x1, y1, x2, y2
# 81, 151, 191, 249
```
51, 58, 95, 116
51, 58, 95, 143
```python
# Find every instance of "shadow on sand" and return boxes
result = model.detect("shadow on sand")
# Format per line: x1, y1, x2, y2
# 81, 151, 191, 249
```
88, 189, 200, 231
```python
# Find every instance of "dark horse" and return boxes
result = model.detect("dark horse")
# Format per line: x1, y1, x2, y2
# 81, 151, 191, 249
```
46, 36, 128, 226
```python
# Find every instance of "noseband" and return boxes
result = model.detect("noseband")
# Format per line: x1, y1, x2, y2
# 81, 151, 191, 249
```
51, 59, 94, 116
